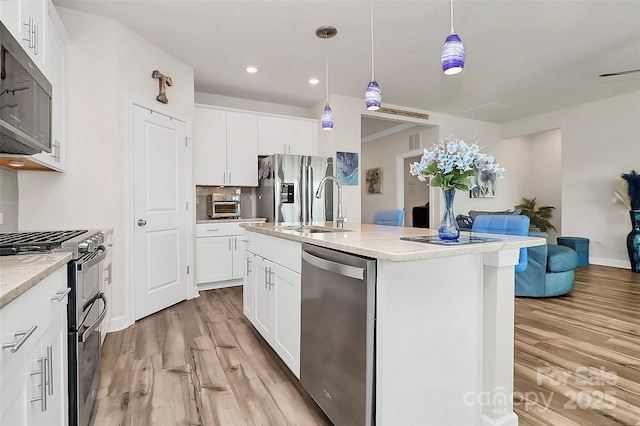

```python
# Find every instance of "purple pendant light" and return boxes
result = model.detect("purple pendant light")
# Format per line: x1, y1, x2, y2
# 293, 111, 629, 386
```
441, 0, 465, 75
365, 6, 381, 110
316, 26, 337, 130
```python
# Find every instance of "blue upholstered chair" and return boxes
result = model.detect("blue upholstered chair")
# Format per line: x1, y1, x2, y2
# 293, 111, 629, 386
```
515, 232, 578, 297
373, 210, 404, 226
472, 214, 531, 272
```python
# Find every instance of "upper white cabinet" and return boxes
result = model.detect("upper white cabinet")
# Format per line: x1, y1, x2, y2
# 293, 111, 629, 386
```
0, 0, 47, 71
0, 1, 68, 172
193, 107, 258, 186
29, 2, 67, 171
258, 115, 318, 156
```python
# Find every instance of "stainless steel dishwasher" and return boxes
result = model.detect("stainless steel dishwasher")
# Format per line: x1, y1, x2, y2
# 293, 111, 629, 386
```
300, 243, 376, 426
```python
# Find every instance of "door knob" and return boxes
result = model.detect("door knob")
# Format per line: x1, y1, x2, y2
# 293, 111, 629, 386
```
137, 219, 147, 226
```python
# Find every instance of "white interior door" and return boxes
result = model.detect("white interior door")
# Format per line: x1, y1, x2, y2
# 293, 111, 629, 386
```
133, 105, 188, 320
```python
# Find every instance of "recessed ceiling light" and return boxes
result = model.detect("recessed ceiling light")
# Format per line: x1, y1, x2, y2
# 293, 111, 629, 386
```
309, 78, 320, 85
246, 66, 258, 73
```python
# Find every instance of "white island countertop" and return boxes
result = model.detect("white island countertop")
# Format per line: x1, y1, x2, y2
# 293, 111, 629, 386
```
240, 222, 545, 261
0, 252, 72, 309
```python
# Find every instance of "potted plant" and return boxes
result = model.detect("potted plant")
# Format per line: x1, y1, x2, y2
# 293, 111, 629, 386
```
515, 197, 557, 232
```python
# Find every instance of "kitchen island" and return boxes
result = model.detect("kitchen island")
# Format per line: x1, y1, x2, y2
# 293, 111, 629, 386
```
241, 222, 545, 426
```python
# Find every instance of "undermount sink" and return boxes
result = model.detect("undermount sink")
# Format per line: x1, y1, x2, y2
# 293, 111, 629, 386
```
276, 225, 351, 234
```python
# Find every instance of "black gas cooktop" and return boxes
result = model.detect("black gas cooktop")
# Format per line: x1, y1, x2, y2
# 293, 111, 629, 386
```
0, 230, 88, 256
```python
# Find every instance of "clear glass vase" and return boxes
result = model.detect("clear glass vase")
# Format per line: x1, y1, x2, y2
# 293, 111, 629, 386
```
438, 188, 460, 240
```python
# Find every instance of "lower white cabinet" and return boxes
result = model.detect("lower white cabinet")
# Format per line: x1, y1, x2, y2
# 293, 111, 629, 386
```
243, 233, 301, 378
0, 265, 69, 426
195, 222, 262, 288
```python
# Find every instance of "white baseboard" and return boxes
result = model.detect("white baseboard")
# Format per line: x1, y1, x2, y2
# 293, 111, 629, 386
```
588, 257, 631, 269
197, 279, 243, 291
106, 313, 132, 333
482, 412, 518, 426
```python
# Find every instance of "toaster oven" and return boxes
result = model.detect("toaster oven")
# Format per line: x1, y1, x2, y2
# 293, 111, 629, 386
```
206, 193, 241, 218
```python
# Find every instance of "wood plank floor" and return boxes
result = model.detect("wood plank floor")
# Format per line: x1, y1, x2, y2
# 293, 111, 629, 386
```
93, 265, 639, 425
92, 286, 331, 426
514, 265, 640, 426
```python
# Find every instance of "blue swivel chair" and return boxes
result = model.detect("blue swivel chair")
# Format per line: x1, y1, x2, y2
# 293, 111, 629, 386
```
373, 210, 404, 226
471, 214, 530, 272
515, 232, 578, 297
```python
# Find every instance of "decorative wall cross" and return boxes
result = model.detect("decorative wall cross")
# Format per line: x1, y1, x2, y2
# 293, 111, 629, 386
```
151, 70, 172, 104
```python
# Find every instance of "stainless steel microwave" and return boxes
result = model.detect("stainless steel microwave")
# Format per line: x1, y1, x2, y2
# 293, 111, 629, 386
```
0, 21, 52, 155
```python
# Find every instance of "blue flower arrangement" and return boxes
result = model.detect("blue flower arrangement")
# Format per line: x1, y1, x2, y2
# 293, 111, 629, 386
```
409, 135, 505, 191
621, 170, 640, 211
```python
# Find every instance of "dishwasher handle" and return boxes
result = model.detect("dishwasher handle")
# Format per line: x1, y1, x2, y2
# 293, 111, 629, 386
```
302, 250, 365, 280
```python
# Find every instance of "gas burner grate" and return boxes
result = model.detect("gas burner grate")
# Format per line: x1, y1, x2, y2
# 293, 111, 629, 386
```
0, 230, 88, 249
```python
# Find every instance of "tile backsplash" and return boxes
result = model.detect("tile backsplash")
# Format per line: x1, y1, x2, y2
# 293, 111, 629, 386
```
0, 167, 19, 231
195, 186, 256, 220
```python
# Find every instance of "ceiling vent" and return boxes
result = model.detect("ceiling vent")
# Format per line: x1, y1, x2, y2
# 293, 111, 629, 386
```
376, 107, 429, 120
409, 133, 422, 150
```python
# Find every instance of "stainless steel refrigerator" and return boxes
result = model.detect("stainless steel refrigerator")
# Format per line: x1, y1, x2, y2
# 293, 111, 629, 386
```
257, 154, 333, 223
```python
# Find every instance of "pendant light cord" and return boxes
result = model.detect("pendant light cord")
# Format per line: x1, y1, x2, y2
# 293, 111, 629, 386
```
325, 47, 329, 105
450, 0, 455, 34
370, 5, 375, 81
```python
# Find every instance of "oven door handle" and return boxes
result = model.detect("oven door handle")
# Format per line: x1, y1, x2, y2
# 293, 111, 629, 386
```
79, 292, 107, 343
79, 247, 107, 270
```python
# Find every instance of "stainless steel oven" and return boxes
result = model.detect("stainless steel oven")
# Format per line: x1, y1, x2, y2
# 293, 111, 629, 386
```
67, 245, 107, 426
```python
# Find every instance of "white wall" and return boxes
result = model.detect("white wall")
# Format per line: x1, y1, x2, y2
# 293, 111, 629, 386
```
17, 7, 195, 329
503, 91, 640, 268
195, 92, 313, 118
360, 126, 435, 224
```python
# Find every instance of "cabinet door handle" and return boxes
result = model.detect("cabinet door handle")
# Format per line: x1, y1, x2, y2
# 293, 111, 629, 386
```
264, 267, 269, 289
206, 228, 220, 232
228, 238, 232, 250
33, 23, 38, 55
268, 269, 275, 289
234, 238, 237, 250
30, 357, 47, 411
46, 345, 54, 396
246, 257, 252, 276
228, 172, 232, 183
223, 172, 226, 183
106, 263, 113, 285
51, 288, 71, 302
2, 325, 38, 353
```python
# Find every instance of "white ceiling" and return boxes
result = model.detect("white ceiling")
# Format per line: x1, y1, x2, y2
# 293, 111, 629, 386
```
53, 0, 640, 123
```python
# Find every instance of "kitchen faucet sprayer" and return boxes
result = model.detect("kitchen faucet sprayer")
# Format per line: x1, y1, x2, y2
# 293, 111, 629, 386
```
316, 176, 346, 228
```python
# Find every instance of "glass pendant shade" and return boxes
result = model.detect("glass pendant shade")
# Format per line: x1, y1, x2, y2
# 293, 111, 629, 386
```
365, 81, 382, 110
321, 105, 334, 130
441, 33, 465, 75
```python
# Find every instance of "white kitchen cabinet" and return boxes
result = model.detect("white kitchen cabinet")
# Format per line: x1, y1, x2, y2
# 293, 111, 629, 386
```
29, 2, 67, 171
193, 107, 258, 186
0, 0, 47, 71
0, 266, 69, 426
286, 118, 318, 156
193, 108, 226, 185
243, 232, 301, 377
242, 250, 256, 322
196, 236, 233, 283
195, 221, 263, 289
258, 115, 318, 156
226, 112, 258, 186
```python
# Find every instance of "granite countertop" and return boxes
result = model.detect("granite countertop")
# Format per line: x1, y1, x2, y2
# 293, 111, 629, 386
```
0, 252, 72, 309
196, 217, 267, 224
241, 222, 545, 262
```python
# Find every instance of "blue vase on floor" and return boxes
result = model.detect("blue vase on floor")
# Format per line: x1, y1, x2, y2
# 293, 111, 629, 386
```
627, 210, 640, 273
438, 188, 460, 240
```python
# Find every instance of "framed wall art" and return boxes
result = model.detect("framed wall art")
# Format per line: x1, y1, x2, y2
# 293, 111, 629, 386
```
365, 167, 382, 194
336, 151, 358, 185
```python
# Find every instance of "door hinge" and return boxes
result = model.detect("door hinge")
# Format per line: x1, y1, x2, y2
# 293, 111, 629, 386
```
185, 136, 189, 146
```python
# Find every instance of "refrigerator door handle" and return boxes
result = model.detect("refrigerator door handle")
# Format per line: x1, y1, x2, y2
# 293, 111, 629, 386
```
301, 162, 308, 224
